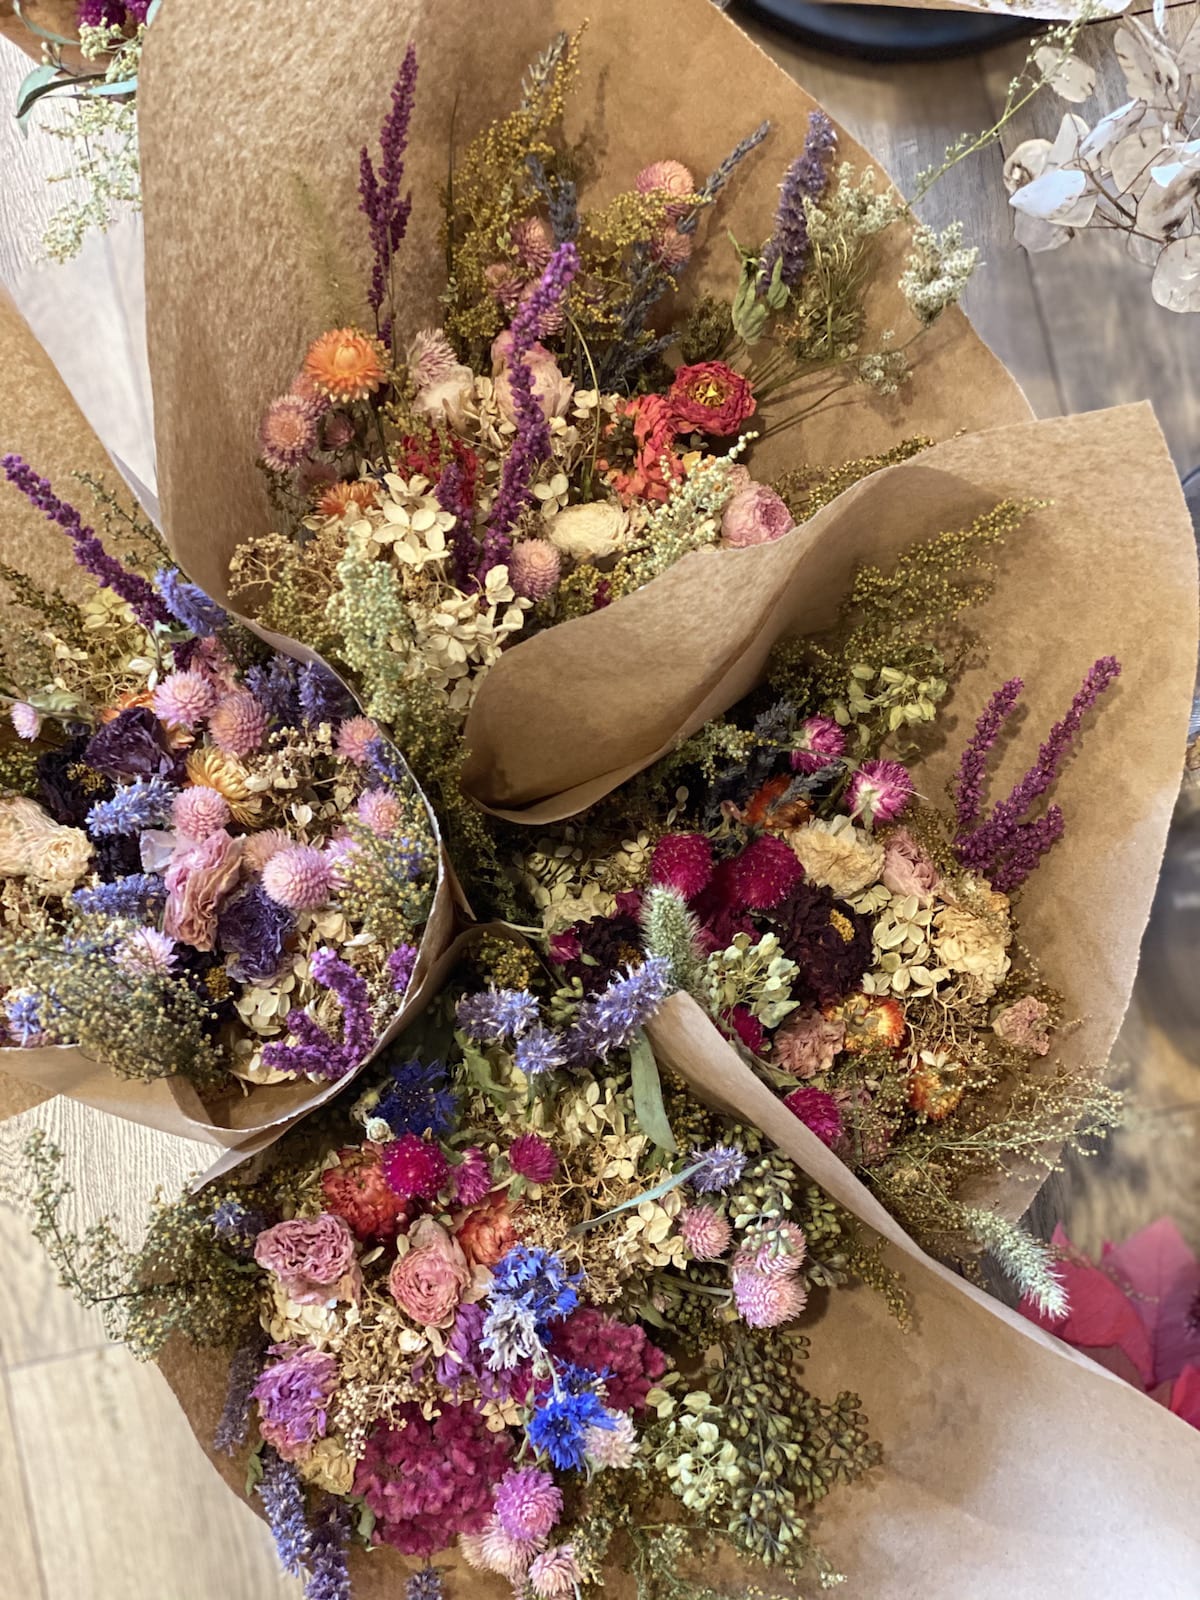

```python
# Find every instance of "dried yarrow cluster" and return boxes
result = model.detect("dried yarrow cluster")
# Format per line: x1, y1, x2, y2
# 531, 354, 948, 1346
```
0, 461, 437, 1093
29, 960, 892, 1600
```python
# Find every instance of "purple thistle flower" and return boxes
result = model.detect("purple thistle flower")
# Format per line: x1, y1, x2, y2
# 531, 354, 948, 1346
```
359, 44, 418, 322
213, 1336, 267, 1455
387, 943, 418, 994
564, 958, 671, 1067
85, 775, 178, 836
298, 663, 355, 728
514, 1023, 569, 1078
481, 242, 579, 576
405, 1571, 445, 1600
690, 1144, 747, 1194
72, 873, 166, 916
952, 677, 1024, 832
261, 949, 375, 1080
257, 1449, 310, 1577
3, 455, 170, 630
154, 567, 228, 637
455, 987, 540, 1043
954, 658, 1121, 893
759, 111, 837, 290
305, 1500, 352, 1600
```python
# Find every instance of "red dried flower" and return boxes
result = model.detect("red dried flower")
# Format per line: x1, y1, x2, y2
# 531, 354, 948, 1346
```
726, 835, 804, 910
381, 1133, 449, 1201
321, 1143, 410, 1243
830, 992, 907, 1053
667, 361, 756, 436
649, 832, 713, 900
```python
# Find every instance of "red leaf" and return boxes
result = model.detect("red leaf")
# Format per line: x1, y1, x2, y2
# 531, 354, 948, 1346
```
1020, 1226, 1154, 1387
1102, 1218, 1200, 1386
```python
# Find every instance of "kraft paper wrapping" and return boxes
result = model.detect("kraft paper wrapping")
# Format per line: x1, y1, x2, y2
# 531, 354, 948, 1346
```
0, 290, 461, 1148
462, 404, 1199, 1219
154, 987, 1200, 1599
136, 0, 1031, 609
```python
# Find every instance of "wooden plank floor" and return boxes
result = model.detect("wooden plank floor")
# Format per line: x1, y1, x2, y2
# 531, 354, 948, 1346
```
0, 12, 1198, 1595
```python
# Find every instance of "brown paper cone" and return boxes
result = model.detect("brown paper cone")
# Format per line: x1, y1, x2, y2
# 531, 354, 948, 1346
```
136, 0, 1031, 609
461, 403, 1198, 1218
0, 289, 461, 1150
154, 990, 1200, 1599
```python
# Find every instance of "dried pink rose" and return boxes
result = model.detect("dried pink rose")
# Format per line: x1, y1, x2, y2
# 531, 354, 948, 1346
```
253, 1212, 362, 1306
720, 483, 794, 549
774, 1005, 846, 1078
992, 994, 1052, 1056
162, 828, 243, 951
389, 1215, 479, 1329
491, 331, 574, 421
881, 827, 941, 905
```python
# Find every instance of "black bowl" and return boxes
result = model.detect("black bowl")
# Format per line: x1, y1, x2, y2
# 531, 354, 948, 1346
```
735, 0, 1034, 61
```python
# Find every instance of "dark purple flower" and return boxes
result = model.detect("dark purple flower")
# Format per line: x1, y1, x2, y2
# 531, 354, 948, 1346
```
298, 663, 355, 728
952, 677, 1024, 833
387, 943, 418, 994
213, 1336, 267, 1455
2, 455, 169, 629
759, 111, 837, 290
245, 656, 301, 726
84, 706, 173, 781
359, 44, 418, 322
436, 458, 476, 589
768, 880, 874, 1008
36, 737, 96, 825
218, 883, 294, 983
481, 243, 579, 576
305, 1499, 352, 1600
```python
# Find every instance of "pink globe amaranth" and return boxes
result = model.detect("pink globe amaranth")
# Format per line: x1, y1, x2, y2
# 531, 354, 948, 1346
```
260, 844, 334, 912
848, 758, 914, 827
649, 832, 713, 900
635, 159, 695, 219
153, 668, 217, 729
356, 787, 402, 836
508, 1132, 560, 1184
731, 1264, 808, 1328
790, 715, 846, 774
494, 1466, 563, 1542
726, 834, 804, 910
10, 702, 40, 740
208, 689, 268, 757
678, 1205, 732, 1262
335, 715, 380, 765
783, 1085, 844, 1147
508, 538, 562, 601
381, 1132, 449, 1200
172, 784, 231, 842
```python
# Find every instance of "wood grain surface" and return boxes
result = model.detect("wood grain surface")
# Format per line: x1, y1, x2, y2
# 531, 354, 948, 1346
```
0, 11, 1197, 1597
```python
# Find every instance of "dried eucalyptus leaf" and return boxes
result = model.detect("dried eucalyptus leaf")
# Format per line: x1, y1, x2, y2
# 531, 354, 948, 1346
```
1115, 17, 1181, 109
1003, 138, 1051, 195
1151, 235, 1200, 311
1037, 47, 1096, 105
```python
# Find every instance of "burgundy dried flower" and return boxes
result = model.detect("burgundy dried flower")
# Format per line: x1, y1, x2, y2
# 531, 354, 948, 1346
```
547, 1307, 667, 1414
726, 834, 804, 910
783, 1085, 844, 1146
768, 881, 873, 1008
382, 1133, 449, 1200
452, 1147, 494, 1208
508, 1133, 559, 1184
649, 832, 713, 900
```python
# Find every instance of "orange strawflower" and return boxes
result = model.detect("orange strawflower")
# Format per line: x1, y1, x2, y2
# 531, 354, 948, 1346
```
303, 328, 386, 402
315, 479, 380, 519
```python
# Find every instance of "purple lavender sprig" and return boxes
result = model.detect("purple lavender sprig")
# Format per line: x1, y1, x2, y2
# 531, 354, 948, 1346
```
2, 455, 170, 629
952, 676, 1024, 832
954, 657, 1121, 892
261, 949, 375, 1080
759, 111, 837, 291
359, 44, 418, 324
257, 1449, 310, 1576
480, 242, 580, 577
213, 1336, 267, 1455
305, 1500, 352, 1600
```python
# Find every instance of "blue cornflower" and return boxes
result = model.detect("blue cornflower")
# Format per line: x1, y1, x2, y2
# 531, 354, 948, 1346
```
481, 1296, 542, 1371
155, 566, 229, 637
490, 1245, 581, 1329
514, 1024, 568, 1078
405, 1571, 445, 1600
86, 775, 178, 836
455, 987, 540, 1043
245, 656, 300, 726
375, 1056, 458, 1139
4, 991, 42, 1045
298, 662, 355, 728
564, 958, 671, 1067
72, 873, 167, 916
257, 1449, 310, 1576
527, 1367, 615, 1471
690, 1144, 747, 1195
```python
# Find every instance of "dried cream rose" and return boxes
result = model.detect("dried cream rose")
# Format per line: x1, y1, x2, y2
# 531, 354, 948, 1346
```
787, 816, 884, 898
545, 500, 629, 561
932, 905, 1011, 997
27, 825, 94, 896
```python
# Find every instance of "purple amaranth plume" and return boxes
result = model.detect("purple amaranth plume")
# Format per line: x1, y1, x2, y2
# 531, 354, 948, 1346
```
359, 44, 418, 327
480, 242, 580, 577
261, 948, 376, 1079
2, 455, 170, 629
759, 111, 837, 290
954, 657, 1121, 893
952, 677, 1024, 832
434, 456, 476, 589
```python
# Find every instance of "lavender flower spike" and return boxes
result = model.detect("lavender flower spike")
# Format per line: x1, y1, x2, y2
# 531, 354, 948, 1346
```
3, 455, 170, 629
213, 1337, 267, 1455
759, 111, 837, 290
952, 677, 1024, 833
305, 1500, 352, 1600
257, 1449, 310, 1576
481, 242, 580, 575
